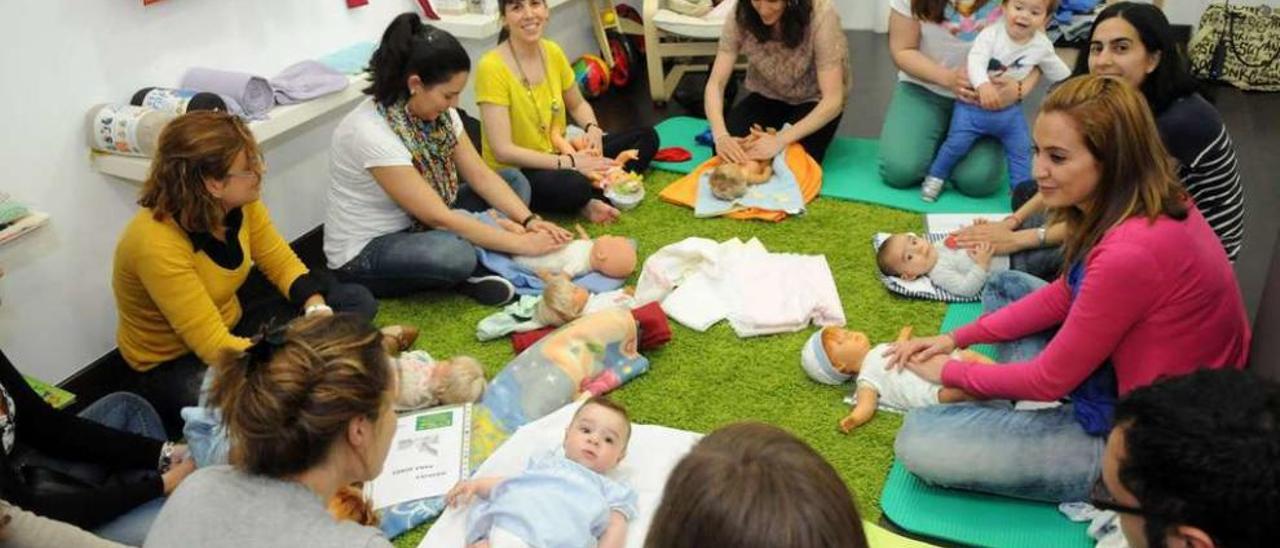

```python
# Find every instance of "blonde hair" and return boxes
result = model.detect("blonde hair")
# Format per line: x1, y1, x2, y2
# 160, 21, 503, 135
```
534, 273, 585, 326
207, 314, 392, 477
1040, 75, 1187, 267
138, 111, 262, 234
434, 356, 487, 404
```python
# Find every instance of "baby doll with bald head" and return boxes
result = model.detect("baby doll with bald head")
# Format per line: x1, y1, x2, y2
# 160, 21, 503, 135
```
801, 326, 982, 433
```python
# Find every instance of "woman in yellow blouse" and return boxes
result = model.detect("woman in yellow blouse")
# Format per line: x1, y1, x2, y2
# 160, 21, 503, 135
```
476, 0, 659, 223
112, 111, 380, 437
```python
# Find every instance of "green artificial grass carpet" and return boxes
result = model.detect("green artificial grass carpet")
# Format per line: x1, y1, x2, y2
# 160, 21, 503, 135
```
381, 169, 949, 547
881, 461, 1092, 548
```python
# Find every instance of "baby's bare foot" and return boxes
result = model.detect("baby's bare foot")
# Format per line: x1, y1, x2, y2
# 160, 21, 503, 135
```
582, 198, 620, 224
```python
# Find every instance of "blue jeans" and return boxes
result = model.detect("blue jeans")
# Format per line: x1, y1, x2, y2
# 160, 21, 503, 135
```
336, 168, 532, 298
77, 392, 167, 545
894, 270, 1103, 503
929, 102, 1032, 188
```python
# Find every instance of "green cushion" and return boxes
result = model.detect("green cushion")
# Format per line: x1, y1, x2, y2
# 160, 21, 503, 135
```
941, 302, 998, 360
819, 138, 1012, 214
651, 116, 715, 173
881, 460, 1092, 548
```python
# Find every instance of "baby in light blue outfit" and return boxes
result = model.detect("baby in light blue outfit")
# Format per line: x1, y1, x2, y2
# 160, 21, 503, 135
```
447, 397, 637, 548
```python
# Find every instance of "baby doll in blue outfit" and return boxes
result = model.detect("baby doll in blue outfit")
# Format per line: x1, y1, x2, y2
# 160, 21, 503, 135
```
446, 396, 638, 548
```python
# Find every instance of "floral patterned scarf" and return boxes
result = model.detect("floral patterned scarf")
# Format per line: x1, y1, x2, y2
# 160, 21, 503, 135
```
378, 99, 459, 206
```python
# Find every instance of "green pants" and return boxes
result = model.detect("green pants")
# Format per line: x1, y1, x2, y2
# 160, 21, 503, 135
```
878, 81, 1006, 197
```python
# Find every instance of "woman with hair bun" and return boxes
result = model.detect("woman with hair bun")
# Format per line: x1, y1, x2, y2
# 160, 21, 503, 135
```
325, 13, 573, 307
144, 313, 398, 548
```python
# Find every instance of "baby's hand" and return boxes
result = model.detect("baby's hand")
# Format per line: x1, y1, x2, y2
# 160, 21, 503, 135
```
446, 480, 480, 508
977, 83, 1001, 110
967, 241, 995, 269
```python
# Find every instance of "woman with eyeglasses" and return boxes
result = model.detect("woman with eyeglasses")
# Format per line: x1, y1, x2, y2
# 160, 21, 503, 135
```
112, 111, 380, 439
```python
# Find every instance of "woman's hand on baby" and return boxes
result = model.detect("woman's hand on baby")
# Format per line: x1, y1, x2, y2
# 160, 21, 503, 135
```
954, 222, 1023, 255
573, 152, 617, 176
990, 76, 1022, 110
742, 130, 783, 160
714, 134, 749, 164
976, 83, 1002, 110
950, 67, 978, 104
884, 334, 956, 372
902, 353, 949, 384
967, 241, 995, 269
517, 231, 568, 256
528, 219, 574, 244
445, 480, 480, 508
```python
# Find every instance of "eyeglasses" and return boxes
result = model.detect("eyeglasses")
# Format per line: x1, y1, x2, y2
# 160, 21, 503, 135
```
1089, 477, 1146, 516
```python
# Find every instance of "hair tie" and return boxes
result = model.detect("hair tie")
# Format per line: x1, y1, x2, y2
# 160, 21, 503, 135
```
244, 321, 289, 371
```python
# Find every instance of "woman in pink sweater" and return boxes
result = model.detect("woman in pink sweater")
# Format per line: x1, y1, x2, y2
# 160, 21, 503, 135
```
888, 75, 1250, 503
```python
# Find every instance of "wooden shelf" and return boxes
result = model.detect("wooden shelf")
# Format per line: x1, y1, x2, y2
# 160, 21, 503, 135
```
91, 73, 371, 184
433, 0, 575, 40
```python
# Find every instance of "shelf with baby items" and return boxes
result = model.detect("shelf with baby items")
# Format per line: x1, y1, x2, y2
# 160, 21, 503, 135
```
89, 73, 371, 184
430, 0, 575, 39
0, 194, 49, 250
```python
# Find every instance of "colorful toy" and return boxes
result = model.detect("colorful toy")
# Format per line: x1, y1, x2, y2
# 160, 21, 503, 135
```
572, 54, 611, 99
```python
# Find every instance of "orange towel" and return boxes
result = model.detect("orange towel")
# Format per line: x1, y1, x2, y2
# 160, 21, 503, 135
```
658, 143, 823, 222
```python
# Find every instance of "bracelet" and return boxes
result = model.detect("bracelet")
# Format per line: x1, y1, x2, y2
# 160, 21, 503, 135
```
304, 303, 332, 316
567, 154, 576, 168
158, 442, 175, 473
521, 214, 542, 228
584, 122, 599, 133
555, 155, 563, 170
1017, 80, 1024, 103
1035, 226, 1048, 246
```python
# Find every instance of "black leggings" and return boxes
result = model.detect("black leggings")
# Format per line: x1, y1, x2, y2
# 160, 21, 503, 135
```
723, 93, 843, 163
522, 126, 659, 214
115, 271, 377, 439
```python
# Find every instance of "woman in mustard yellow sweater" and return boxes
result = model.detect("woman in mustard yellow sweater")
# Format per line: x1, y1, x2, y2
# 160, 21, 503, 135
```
112, 111, 380, 437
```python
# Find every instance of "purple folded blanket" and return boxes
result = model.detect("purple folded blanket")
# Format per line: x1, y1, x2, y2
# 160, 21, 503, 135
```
270, 60, 349, 105
180, 67, 275, 120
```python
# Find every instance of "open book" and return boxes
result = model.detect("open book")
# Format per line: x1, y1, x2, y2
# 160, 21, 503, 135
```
366, 403, 473, 510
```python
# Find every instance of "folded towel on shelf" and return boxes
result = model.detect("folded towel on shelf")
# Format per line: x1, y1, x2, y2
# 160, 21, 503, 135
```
270, 60, 350, 105
180, 67, 275, 120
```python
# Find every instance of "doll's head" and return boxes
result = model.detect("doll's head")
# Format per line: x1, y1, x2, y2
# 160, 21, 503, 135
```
564, 396, 632, 474
709, 164, 748, 200
590, 236, 637, 278
800, 327, 871, 385
876, 233, 938, 281
535, 272, 590, 326
393, 351, 486, 411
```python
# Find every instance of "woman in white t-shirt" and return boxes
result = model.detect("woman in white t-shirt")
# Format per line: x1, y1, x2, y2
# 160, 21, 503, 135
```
324, 13, 571, 305
878, 0, 1040, 198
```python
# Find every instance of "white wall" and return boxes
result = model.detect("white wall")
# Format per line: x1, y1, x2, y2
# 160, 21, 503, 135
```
0, 0, 596, 383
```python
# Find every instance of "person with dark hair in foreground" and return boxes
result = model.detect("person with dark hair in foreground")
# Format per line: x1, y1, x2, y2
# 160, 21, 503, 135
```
1097, 369, 1280, 548
645, 422, 867, 548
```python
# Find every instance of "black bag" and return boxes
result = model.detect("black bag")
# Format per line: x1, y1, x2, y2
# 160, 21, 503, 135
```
672, 72, 738, 119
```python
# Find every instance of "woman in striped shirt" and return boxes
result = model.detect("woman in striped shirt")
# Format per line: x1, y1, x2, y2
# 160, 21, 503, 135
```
953, 2, 1244, 265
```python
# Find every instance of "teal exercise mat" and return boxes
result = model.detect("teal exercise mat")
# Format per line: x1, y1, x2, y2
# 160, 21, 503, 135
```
652, 116, 715, 173
819, 138, 1013, 214
940, 302, 997, 360
881, 460, 1092, 548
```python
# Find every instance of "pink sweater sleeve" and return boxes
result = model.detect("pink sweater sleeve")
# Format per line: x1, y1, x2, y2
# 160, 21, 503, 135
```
942, 242, 1163, 401
951, 278, 1072, 348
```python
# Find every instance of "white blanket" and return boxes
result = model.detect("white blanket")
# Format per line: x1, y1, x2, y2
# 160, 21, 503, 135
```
634, 237, 845, 337
419, 401, 702, 548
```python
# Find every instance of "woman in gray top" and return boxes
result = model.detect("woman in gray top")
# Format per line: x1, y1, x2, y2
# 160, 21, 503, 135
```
144, 314, 397, 548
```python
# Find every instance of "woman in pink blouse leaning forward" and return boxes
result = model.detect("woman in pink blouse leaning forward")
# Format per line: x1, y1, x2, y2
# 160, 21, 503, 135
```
887, 75, 1249, 503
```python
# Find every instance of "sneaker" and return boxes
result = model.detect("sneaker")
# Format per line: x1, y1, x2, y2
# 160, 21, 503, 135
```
921, 176, 946, 203
460, 275, 515, 306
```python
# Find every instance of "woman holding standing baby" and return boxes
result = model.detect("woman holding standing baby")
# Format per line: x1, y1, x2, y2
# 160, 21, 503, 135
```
888, 75, 1250, 503
704, 0, 849, 164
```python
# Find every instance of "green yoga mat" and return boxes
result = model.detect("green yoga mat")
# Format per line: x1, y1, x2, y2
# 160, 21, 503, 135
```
940, 302, 997, 360
652, 116, 715, 173
881, 460, 1092, 548
820, 138, 1012, 214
